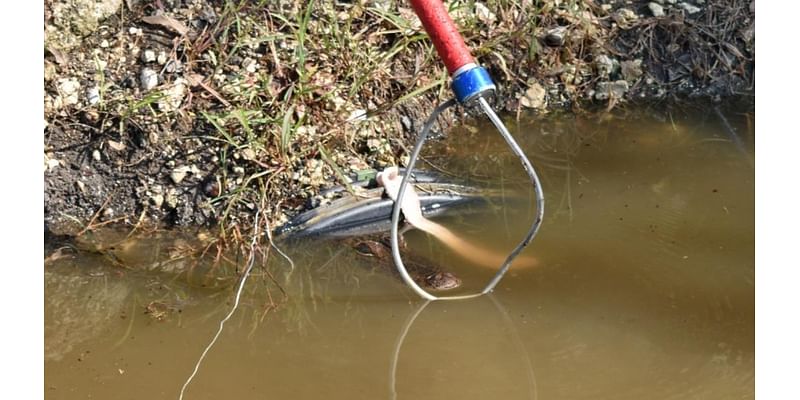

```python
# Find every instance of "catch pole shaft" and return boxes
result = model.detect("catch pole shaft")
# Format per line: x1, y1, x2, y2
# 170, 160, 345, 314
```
409, 0, 495, 103
409, 0, 475, 75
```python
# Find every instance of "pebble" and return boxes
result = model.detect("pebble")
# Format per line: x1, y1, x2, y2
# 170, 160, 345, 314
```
45, 154, 61, 172
475, 2, 496, 24
240, 148, 256, 161
158, 78, 187, 112
157, 51, 168, 65
614, 8, 638, 26
620, 59, 643, 82
595, 55, 616, 77
595, 80, 630, 100
107, 140, 126, 151
141, 49, 156, 63
92, 149, 102, 161
648, 2, 665, 17
544, 26, 567, 47
520, 81, 546, 109
57, 78, 81, 106
400, 115, 412, 132
170, 165, 191, 184
140, 68, 158, 91
86, 86, 100, 105
242, 57, 258, 73
164, 59, 182, 74
679, 2, 701, 14
348, 109, 367, 122
150, 194, 164, 207
165, 189, 179, 209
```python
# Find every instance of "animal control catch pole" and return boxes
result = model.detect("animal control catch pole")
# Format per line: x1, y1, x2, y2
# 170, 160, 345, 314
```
389, 0, 545, 300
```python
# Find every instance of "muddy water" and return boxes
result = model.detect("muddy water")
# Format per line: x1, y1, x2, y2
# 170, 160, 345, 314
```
45, 104, 754, 399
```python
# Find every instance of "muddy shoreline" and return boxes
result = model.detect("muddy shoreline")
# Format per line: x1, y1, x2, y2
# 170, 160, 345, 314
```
44, 0, 754, 240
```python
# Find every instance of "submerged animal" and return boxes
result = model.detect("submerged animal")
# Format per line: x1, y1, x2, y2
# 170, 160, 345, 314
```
345, 234, 461, 291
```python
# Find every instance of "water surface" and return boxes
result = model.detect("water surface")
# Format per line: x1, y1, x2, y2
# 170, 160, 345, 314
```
45, 103, 754, 399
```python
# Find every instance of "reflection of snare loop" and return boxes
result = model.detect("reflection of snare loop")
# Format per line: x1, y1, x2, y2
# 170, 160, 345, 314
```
389, 295, 538, 400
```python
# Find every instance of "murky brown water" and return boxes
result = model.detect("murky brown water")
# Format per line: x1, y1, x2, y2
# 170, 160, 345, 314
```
45, 103, 754, 399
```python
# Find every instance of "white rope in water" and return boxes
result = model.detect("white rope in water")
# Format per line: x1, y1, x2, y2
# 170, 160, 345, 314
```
178, 210, 261, 400
267, 222, 295, 271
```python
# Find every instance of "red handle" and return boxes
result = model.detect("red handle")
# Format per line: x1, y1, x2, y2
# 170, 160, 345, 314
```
409, 0, 475, 75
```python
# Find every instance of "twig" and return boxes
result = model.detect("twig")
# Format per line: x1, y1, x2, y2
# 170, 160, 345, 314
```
76, 191, 116, 236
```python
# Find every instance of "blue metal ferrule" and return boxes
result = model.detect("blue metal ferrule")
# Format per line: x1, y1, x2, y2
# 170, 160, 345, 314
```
451, 65, 496, 104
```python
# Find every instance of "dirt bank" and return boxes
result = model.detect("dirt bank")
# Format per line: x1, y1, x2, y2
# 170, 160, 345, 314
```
44, 0, 754, 240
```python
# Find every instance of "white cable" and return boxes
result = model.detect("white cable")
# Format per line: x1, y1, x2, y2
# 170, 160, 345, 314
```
178, 210, 261, 400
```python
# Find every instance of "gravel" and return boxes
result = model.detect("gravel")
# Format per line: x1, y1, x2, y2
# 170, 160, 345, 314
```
648, 2, 666, 17
140, 68, 158, 91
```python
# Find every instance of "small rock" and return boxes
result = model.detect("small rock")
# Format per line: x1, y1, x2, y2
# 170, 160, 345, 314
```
107, 140, 126, 151
613, 8, 639, 27
679, 2, 701, 14
475, 2, 496, 24
157, 51, 168, 65
400, 115, 412, 132
242, 57, 258, 73
164, 59, 182, 74
140, 68, 158, 91
648, 2, 665, 17
560, 64, 578, 84
543, 26, 567, 47
594, 55, 617, 77
141, 49, 156, 63
595, 80, 630, 100
76, 181, 86, 193
233, 166, 245, 175
86, 86, 100, 105
45, 154, 61, 172
241, 148, 256, 161
128, 27, 142, 36
92, 149, 101, 161
158, 78, 187, 112
44, 61, 57, 82
348, 109, 367, 122
620, 59, 643, 82
99, 39, 110, 48
165, 189, 179, 209
57, 78, 81, 107
150, 194, 164, 207
520, 81, 547, 109
170, 166, 192, 184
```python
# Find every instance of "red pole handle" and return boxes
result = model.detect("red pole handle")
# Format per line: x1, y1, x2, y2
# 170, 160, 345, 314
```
409, 0, 475, 75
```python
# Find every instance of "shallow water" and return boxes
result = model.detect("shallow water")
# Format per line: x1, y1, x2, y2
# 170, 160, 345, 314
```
45, 103, 754, 399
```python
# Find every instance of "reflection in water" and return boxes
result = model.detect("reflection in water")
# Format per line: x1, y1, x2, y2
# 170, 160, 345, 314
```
45, 104, 754, 399
389, 296, 538, 400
